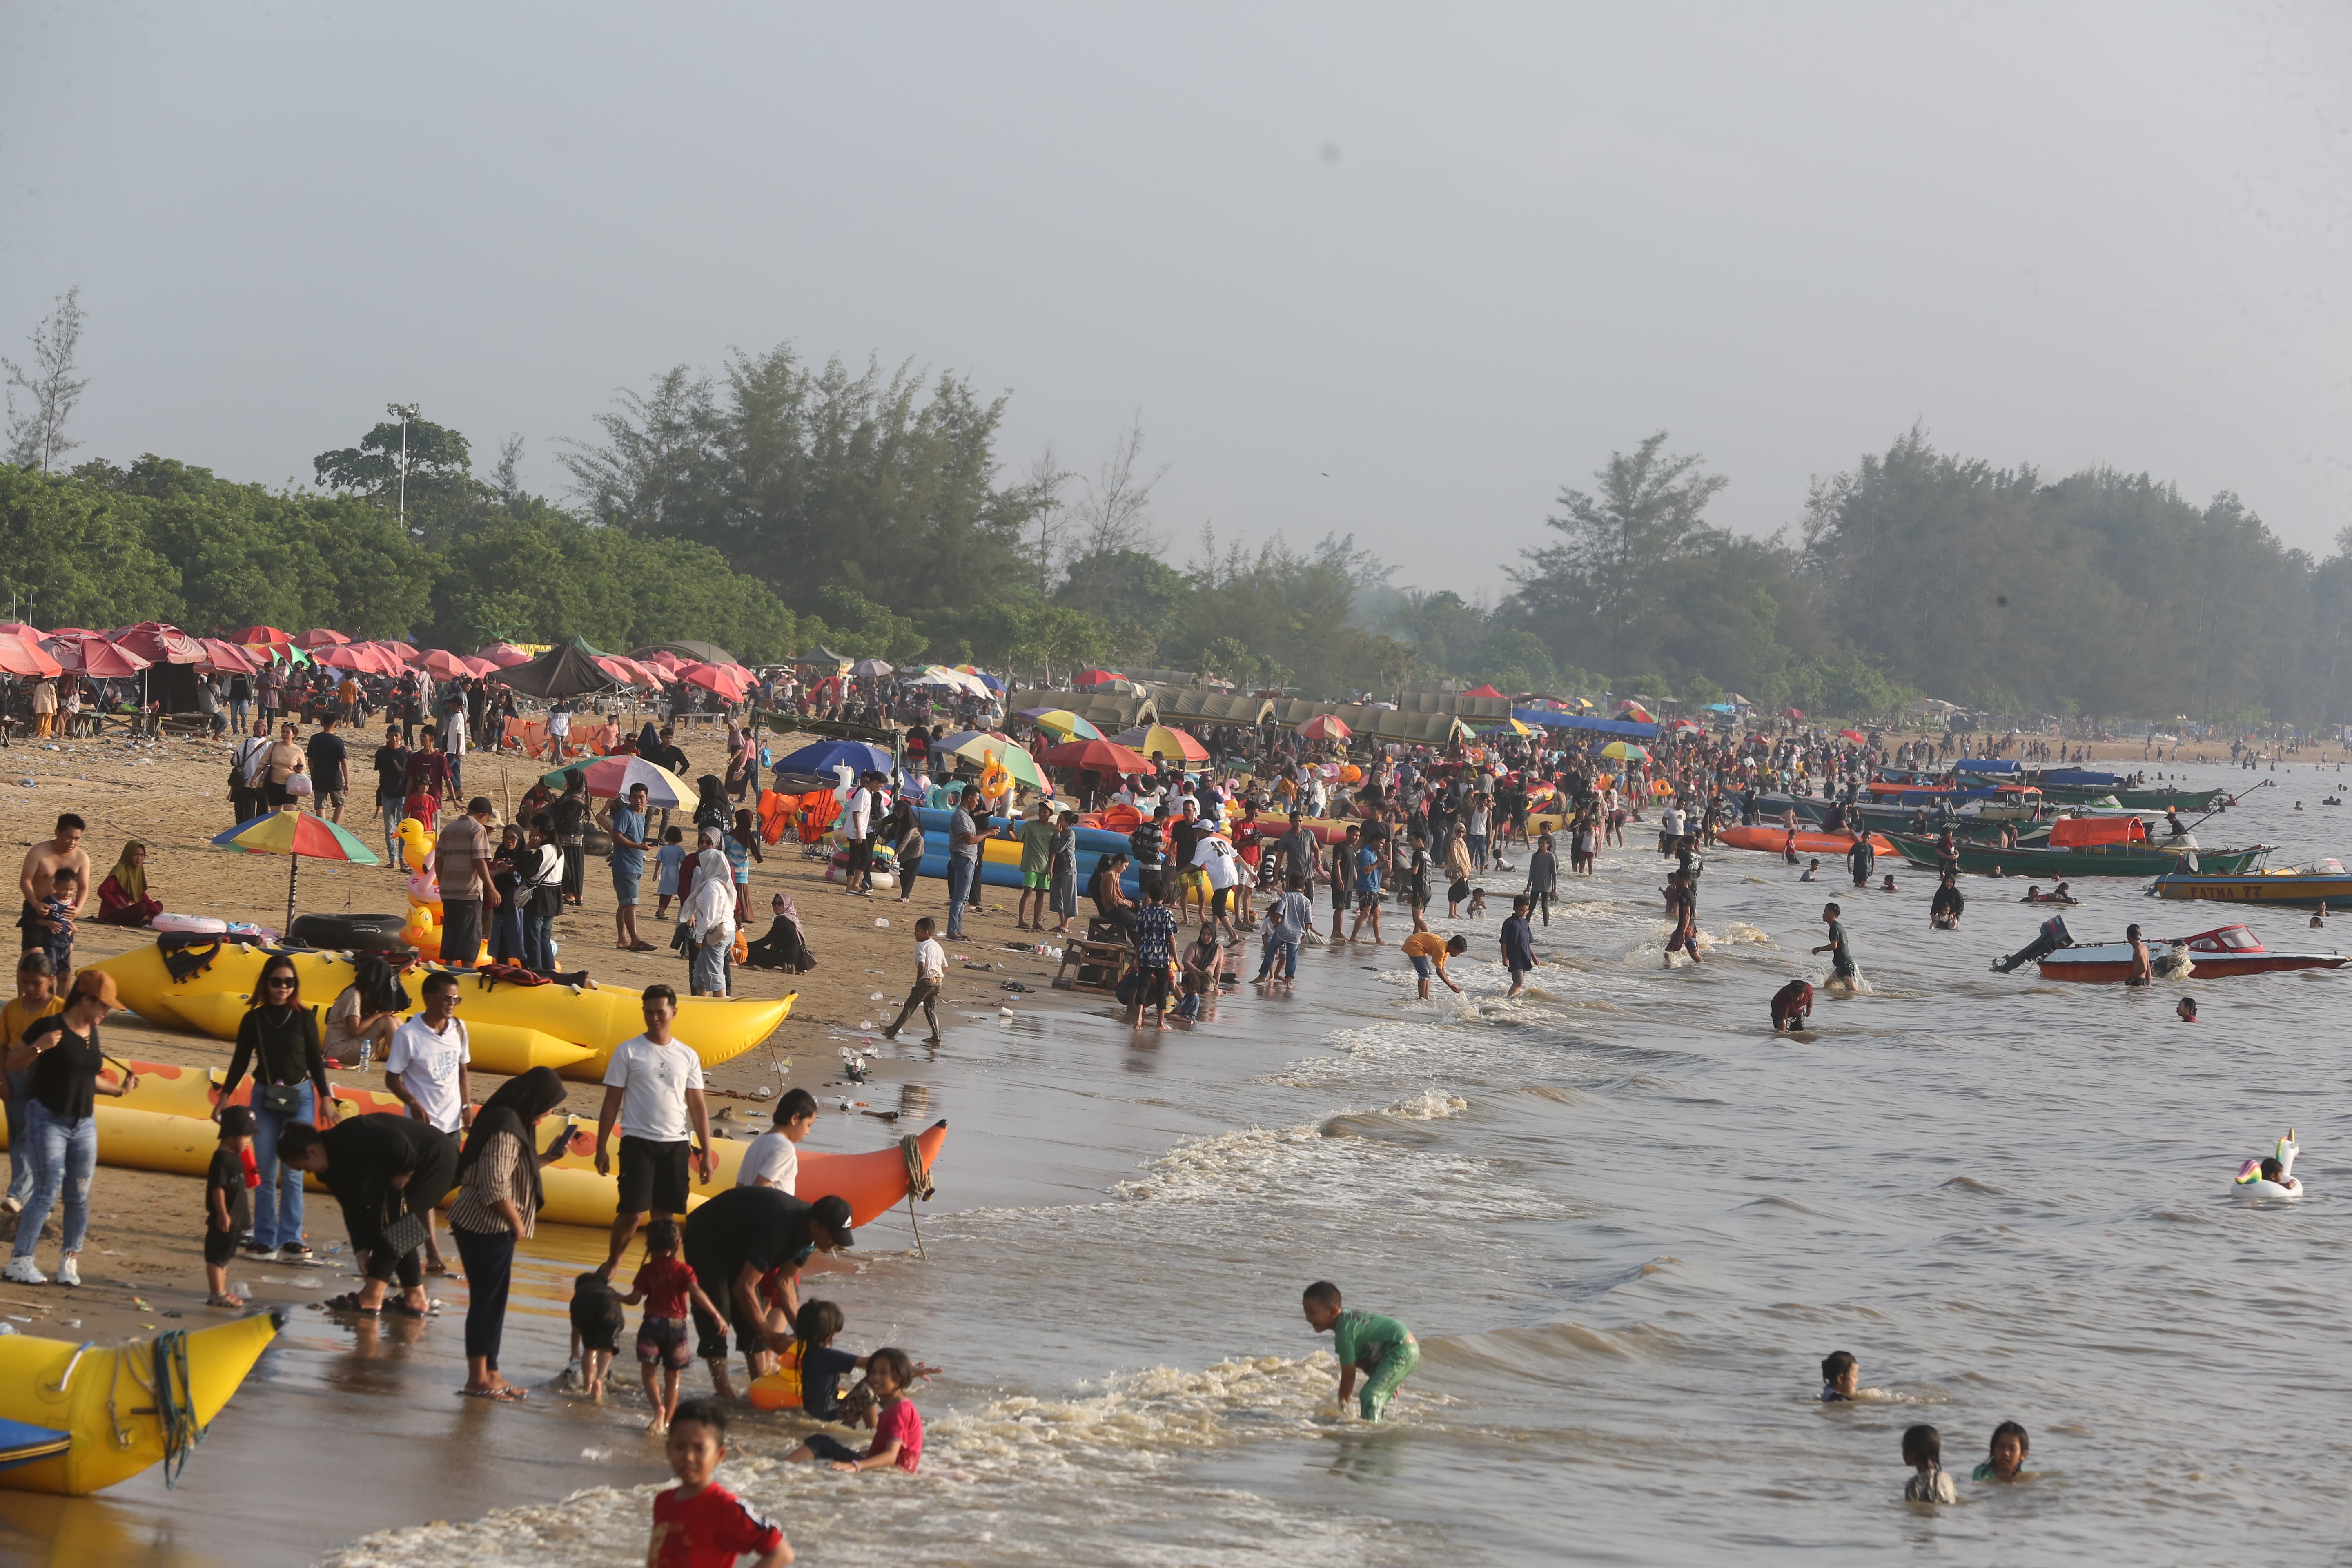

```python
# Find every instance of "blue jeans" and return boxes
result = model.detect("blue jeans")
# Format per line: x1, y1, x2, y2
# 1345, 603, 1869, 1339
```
1467, 834, 1488, 868
13, 1101, 96, 1259
946, 855, 976, 937
4, 1069, 32, 1208
230, 699, 249, 732
1255, 938, 1299, 980
380, 793, 406, 863
250, 1081, 314, 1250
522, 908, 555, 974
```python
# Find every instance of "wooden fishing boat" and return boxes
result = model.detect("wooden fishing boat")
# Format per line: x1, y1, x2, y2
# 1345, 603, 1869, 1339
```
2037, 923, 2348, 982
1887, 816, 2269, 878
2148, 862, 2352, 907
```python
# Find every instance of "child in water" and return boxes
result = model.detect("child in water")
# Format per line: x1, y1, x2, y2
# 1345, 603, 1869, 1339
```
1799, 858, 1819, 882
2176, 995, 2198, 1023
1303, 1280, 1419, 1421
783, 1348, 924, 1472
622, 1218, 726, 1434
648, 1400, 792, 1567
1902, 1423, 1958, 1503
1772, 979, 1814, 1033
569, 1272, 625, 1399
1975, 1420, 2029, 1481
1819, 1349, 1858, 1401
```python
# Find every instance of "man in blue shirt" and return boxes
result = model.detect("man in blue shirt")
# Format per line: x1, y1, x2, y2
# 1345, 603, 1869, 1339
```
600, 782, 657, 952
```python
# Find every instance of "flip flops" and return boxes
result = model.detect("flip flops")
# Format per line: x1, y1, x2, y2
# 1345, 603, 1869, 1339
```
458, 1384, 526, 1401
320, 1292, 380, 1315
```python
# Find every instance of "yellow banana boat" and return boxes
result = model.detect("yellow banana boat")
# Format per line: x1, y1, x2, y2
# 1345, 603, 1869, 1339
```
86, 942, 793, 1078
0, 1312, 280, 1494
534, 1118, 949, 1229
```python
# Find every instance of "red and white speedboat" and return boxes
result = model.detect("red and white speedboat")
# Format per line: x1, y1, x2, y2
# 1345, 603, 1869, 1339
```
2037, 924, 2349, 982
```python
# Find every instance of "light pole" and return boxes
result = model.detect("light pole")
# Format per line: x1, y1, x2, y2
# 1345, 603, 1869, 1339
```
386, 403, 420, 526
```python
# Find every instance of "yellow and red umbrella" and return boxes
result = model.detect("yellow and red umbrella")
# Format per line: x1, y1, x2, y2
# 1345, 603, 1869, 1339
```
1111, 724, 1208, 762
212, 806, 382, 930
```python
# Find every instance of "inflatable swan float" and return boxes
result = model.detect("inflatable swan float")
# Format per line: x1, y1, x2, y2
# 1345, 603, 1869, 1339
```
2234, 1131, 2303, 1199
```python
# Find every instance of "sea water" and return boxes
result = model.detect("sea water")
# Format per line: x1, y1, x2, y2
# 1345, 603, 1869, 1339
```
27, 763, 2352, 1566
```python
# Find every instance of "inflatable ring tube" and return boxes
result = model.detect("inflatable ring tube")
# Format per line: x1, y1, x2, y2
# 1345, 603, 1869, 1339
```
150, 912, 227, 936
2234, 1177, 2302, 1199
0, 1313, 279, 1495
288, 913, 409, 949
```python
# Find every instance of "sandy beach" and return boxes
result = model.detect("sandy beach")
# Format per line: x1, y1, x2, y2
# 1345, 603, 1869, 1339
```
0, 715, 1071, 1353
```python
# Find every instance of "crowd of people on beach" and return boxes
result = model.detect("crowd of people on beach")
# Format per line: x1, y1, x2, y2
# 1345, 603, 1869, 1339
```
16, 679, 2319, 1551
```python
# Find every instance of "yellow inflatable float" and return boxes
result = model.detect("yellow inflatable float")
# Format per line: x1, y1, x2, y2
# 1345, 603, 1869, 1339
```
0, 1313, 279, 1494
86, 942, 794, 1080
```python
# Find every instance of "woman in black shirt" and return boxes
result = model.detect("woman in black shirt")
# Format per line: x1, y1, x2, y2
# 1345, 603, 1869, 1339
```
3, 971, 135, 1286
221, 955, 336, 1260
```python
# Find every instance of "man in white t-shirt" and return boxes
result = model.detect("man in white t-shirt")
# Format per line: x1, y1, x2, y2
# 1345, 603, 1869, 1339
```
843, 775, 876, 895
1194, 833, 1243, 943
592, 984, 714, 1277
385, 970, 472, 1272
736, 1088, 818, 1192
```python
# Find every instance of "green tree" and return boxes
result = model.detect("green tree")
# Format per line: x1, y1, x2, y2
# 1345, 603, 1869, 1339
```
1515, 432, 1730, 677
0, 463, 180, 627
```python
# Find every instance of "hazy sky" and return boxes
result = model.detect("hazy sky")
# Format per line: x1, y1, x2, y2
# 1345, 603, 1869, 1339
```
5, 4, 2348, 594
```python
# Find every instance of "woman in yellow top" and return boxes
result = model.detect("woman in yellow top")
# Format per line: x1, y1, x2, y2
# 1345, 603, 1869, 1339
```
1401, 926, 1466, 1000
1, 952, 65, 1212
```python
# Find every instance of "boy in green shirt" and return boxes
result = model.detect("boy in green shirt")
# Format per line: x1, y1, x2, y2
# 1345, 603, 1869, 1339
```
1303, 1279, 1419, 1421
1016, 802, 1057, 932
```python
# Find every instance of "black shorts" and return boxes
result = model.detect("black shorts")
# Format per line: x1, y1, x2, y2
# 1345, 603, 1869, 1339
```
203, 1226, 240, 1266
616, 1135, 692, 1216
846, 839, 873, 875
439, 897, 483, 962
1331, 882, 1352, 912
1357, 886, 1381, 911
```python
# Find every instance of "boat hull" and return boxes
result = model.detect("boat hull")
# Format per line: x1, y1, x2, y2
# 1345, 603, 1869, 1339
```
2149, 873, 2352, 907
1888, 835, 2265, 878
1716, 826, 1895, 858
0, 1313, 279, 1494
2038, 947, 2348, 982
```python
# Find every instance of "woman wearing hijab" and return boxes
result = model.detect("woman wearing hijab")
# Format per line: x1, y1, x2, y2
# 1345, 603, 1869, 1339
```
94, 841, 163, 926
723, 719, 753, 803
743, 891, 815, 972
447, 1067, 570, 1400
692, 774, 729, 834
887, 797, 925, 905
678, 827, 737, 996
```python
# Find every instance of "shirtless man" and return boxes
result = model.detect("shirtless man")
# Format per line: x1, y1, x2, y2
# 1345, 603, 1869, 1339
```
18, 814, 90, 951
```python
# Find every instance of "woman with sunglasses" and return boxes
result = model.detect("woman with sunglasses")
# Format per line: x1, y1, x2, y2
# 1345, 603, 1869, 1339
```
220, 956, 336, 1260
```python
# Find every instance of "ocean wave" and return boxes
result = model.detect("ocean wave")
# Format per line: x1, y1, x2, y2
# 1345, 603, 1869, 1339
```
319, 1354, 1438, 1568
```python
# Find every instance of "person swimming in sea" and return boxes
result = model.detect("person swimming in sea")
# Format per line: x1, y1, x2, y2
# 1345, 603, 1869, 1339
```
1811, 903, 1857, 989
1820, 1349, 1858, 1401
1771, 978, 1814, 1033
1975, 1420, 2029, 1481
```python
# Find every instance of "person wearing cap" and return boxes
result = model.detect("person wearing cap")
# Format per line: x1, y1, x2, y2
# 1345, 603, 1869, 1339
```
679, 1184, 855, 1397
277, 1111, 461, 1316
3, 970, 137, 1287
205, 1105, 257, 1306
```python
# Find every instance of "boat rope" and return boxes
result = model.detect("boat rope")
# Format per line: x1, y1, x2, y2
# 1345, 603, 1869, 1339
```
900, 1134, 934, 1261
42, 1341, 94, 1401
116, 1330, 205, 1487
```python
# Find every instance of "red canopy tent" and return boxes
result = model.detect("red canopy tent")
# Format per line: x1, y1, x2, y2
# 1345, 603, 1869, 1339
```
1461, 683, 1506, 699
111, 622, 205, 665
196, 638, 258, 674
418, 649, 474, 680
44, 634, 151, 679
0, 635, 61, 679
1299, 714, 1352, 741
294, 628, 350, 650
477, 643, 533, 668
681, 662, 753, 700
1074, 668, 1128, 688
232, 626, 292, 647
1040, 738, 1155, 775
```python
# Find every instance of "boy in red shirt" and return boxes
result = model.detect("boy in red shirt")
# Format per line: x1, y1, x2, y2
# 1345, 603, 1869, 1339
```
649, 1399, 791, 1568
783, 1348, 924, 1473
621, 1218, 726, 1435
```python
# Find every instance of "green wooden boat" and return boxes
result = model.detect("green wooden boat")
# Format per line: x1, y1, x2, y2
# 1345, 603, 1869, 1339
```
1886, 833, 2269, 879
2113, 787, 2231, 811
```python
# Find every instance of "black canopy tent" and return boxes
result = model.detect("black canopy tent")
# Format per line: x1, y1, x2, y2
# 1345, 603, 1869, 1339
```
498, 635, 614, 700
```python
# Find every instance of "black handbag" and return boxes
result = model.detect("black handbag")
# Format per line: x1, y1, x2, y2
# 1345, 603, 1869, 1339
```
255, 1081, 304, 1118
378, 1208, 428, 1257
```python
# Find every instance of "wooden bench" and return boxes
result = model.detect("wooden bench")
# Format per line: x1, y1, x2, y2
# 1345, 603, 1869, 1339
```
1053, 917, 1133, 994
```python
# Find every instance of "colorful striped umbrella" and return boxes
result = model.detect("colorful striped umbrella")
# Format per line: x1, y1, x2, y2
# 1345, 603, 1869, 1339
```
1600, 741, 1649, 762
541, 753, 696, 806
212, 806, 383, 929
942, 733, 1049, 792
1019, 707, 1102, 740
